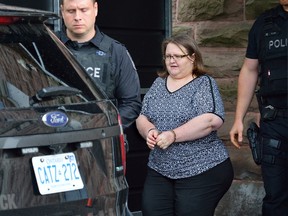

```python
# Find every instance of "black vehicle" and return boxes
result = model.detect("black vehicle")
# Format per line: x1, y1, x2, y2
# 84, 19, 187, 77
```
0, 4, 128, 216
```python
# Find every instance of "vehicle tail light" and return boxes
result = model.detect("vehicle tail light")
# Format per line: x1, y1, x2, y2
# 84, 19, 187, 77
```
86, 198, 93, 208
118, 114, 126, 175
0, 16, 21, 24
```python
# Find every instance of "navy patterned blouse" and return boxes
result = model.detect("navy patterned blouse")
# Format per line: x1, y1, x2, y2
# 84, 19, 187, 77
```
140, 75, 229, 179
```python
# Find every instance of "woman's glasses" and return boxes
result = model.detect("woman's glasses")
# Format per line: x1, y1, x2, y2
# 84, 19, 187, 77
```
163, 54, 189, 61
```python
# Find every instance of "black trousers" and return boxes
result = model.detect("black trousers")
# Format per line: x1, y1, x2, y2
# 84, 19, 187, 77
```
141, 159, 234, 216
261, 142, 288, 216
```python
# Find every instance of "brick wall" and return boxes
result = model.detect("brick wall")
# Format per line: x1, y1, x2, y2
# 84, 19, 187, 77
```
172, 0, 278, 215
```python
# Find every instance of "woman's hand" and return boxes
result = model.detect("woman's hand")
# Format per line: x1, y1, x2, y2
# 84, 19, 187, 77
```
156, 130, 176, 150
146, 128, 160, 150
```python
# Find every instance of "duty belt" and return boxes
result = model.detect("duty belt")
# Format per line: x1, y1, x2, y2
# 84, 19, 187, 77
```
276, 109, 288, 118
261, 105, 288, 120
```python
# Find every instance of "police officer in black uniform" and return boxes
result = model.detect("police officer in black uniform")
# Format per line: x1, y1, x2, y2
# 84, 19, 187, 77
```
58, 0, 141, 131
230, 1, 288, 215
57, 0, 141, 215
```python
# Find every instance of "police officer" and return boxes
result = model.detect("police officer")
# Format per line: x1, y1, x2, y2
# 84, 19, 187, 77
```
230, 1, 288, 215
57, 0, 141, 131
57, 0, 141, 215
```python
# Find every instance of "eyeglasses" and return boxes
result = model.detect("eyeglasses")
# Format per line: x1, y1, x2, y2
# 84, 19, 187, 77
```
163, 54, 189, 61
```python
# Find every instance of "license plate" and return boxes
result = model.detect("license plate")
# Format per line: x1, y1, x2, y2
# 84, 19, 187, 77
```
32, 153, 84, 195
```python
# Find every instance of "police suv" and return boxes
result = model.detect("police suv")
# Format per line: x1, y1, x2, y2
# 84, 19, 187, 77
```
0, 4, 128, 216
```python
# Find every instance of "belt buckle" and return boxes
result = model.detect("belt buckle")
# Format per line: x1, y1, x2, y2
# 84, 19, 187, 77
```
263, 105, 277, 120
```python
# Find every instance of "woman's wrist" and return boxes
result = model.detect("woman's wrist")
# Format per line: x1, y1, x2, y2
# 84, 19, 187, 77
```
170, 130, 176, 142
147, 127, 157, 134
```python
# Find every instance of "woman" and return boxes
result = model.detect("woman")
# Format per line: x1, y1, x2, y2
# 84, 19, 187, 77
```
136, 34, 234, 216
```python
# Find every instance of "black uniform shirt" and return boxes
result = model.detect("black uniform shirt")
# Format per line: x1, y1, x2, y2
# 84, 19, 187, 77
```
245, 4, 288, 140
57, 26, 142, 130
246, 4, 288, 60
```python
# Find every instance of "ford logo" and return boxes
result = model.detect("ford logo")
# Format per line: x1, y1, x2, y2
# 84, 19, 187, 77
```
42, 111, 69, 127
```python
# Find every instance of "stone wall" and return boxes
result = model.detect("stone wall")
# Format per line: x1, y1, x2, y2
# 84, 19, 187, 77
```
172, 0, 278, 215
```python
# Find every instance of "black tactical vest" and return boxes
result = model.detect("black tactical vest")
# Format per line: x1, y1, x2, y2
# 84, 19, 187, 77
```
258, 7, 288, 108
66, 35, 116, 99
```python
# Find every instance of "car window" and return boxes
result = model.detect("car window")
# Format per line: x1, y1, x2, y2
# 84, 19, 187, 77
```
0, 23, 106, 108
0, 42, 84, 108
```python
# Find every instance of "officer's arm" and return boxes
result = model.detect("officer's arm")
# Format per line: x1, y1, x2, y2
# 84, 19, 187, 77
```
115, 48, 142, 130
230, 58, 259, 148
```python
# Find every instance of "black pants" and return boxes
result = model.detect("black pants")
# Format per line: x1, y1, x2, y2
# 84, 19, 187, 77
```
142, 159, 234, 216
261, 143, 288, 216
